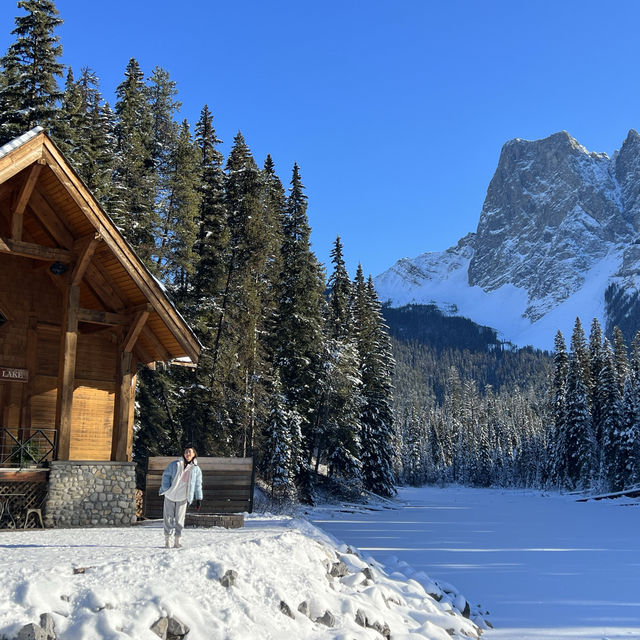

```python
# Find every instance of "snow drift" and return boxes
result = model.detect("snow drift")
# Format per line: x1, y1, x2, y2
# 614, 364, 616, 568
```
0, 514, 482, 640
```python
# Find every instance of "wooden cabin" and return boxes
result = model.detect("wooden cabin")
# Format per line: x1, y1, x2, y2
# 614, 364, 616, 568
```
0, 128, 200, 526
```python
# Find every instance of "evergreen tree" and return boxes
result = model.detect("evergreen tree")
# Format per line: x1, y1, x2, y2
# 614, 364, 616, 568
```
53, 67, 82, 158
571, 317, 590, 390
0, 0, 63, 143
612, 326, 629, 396
319, 247, 363, 487
326, 237, 352, 339
600, 338, 623, 491
148, 66, 181, 178
157, 120, 201, 302
357, 275, 396, 496
178, 106, 227, 457
263, 373, 296, 501
564, 349, 595, 489
79, 72, 117, 210
112, 58, 157, 264
549, 330, 568, 486
56, 67, 116, 207
190, 104, 227, 319
588, 318, 605, 447
271, 163, 326, 490
618, 375, 640, 489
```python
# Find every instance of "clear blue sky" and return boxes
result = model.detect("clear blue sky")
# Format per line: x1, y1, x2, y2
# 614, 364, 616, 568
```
0, 1, 638, 277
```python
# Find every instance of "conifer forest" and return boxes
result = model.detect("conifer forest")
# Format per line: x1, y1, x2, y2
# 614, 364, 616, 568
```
3, 0, 639, 500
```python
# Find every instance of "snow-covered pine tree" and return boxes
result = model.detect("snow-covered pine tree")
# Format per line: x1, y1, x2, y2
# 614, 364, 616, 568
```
326, 237, 352, 339
617, 374, 640, 490
148, 66, 182, 272
54, 67, 82, 159
112, 58, 157, 265
220, 131, 270, 454
564, 346, 595, 490
259, 155, 286, 351
588, 319, 605, 448
159, 120, 201, 304
271, 164, 325, 494
353, 273, 396, 497
599, 338, 624, 491
570, 317, 590, 388
549, 330, 569, 487
175, 105, 227, 457
320, 243, 363, 489
0, 0, 63, 143
74, 68, 117, 208
612, 326, 629, 397
263, 373, 296, 501
190, 104, 227, 323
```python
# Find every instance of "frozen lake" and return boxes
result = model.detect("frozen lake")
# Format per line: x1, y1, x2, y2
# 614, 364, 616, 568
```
310, 486, 640, 639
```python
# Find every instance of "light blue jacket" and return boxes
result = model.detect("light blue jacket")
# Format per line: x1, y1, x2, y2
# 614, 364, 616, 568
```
160, 458, 203, 504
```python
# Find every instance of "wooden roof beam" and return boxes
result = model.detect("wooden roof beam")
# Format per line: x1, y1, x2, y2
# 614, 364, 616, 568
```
0, 236, 71, 263
123, 309, 150, 354
28, 187, 74, 248
11, 160, 45, 240
77, 308, 130, 326
42, 145, 200, 362
71, 233, 102, 285
84, 262, 127, 312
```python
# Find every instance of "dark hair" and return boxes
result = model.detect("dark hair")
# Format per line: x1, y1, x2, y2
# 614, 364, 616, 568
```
183, 444, 198, 457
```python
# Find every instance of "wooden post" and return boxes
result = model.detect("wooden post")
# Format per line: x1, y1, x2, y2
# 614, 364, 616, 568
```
19, 314, 38, 434
111, 350, 133, 461
55, 283, 79, 460
111, 310, 148, 461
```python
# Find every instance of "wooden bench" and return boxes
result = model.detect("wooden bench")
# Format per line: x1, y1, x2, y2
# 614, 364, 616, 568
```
144, 457, 254, 528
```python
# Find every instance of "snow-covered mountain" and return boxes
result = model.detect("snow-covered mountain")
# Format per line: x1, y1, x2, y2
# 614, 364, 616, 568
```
375, 130, 640, 350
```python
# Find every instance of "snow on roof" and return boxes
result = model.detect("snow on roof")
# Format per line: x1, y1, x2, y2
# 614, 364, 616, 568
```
0, 126, 43, 160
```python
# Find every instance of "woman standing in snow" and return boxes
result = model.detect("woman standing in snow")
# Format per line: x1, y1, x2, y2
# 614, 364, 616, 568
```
159, 445, 203, 548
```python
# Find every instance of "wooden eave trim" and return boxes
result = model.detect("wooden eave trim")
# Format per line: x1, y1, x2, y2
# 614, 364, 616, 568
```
0, 135, 45, 184
40, 140, 200, 363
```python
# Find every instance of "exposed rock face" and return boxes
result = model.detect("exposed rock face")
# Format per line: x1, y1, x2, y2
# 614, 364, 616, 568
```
375, 130, 640, 345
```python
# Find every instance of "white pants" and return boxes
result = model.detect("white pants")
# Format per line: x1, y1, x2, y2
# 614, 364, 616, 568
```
163, 498, 188, 537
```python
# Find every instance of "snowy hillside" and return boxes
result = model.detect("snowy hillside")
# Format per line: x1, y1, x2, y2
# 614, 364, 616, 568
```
375, 131, 640, 350
0, 514, 483, 640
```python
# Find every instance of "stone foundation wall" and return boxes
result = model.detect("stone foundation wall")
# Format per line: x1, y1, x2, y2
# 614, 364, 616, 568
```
44, 461, 137, 527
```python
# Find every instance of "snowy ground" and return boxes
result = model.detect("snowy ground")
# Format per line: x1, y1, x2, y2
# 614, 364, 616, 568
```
0, 509, 479, 640
2, 486, 638, 640
309, 486, 640, 640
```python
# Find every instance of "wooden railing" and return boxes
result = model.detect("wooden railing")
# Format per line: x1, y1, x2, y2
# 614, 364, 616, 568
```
0, 428, 57, 468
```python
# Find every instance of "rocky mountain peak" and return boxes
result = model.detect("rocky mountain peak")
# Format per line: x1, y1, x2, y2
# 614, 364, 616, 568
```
375, 130, 640, 349
468, 132, 627, 320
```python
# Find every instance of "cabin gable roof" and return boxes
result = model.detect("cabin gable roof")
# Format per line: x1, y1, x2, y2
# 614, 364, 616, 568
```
0, 128, 201, 364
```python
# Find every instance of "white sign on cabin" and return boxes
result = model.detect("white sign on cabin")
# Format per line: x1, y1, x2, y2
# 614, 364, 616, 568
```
0, 367, 28, 382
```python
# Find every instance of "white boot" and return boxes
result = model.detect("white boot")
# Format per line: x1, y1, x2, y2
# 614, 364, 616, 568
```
165, 535, 172, 548
174, 536, 182, 548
